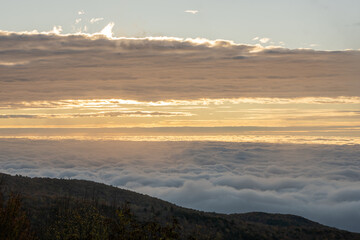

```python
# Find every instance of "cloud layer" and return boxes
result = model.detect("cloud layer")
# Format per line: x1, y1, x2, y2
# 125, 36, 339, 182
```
0, 30, 359, 103
0, 139, 359, 232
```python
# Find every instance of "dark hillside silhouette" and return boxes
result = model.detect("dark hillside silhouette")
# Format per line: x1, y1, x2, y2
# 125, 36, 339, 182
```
1, 173, 359, 240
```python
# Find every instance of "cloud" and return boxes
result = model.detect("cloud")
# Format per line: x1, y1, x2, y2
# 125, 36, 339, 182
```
253, 37, 270, 44
90, 18, 104, 24
0, 61, 29, 67
184, 10, 199, 15
0, 28, 359, 103
100, 22, 114, 38
3, 97, 360, 111
259, 37, 270, 44
0, 110, 192, 119
75, 18, 82, 24
0, 139, 360, 232
51, 26, 62, 35
78, 10, 85, 15
0, 114, 38, 119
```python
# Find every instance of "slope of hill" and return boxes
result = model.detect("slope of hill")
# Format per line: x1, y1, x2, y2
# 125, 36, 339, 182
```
1, 172, 359, 240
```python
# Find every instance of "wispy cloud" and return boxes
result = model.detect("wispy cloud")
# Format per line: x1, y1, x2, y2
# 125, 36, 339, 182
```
0, 114, 38, 119
75, 18, 82, 24
259, 37, 270, 44
253, 37, 271, 44
90, 17, 104, 24
0, 110, 192, 119
3, 97, 360, 110
184, 10, 199, 15
0, 61, 29, 67
78, 10, 85, 15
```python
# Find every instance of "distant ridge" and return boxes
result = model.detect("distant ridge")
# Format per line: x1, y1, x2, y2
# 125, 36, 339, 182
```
1, 172, 359, 240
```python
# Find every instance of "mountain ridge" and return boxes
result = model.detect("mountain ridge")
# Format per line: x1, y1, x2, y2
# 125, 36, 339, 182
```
1, 172, 359, 239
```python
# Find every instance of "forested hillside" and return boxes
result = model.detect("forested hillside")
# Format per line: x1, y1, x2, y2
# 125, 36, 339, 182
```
1, 173, 359, 240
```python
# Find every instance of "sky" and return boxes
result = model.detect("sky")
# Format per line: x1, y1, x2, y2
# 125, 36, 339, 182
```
1, 0, 360, 50
0, 0, 359, 233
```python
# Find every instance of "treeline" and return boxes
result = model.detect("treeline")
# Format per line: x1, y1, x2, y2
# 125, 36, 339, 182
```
1, 174, 359, 240
0, 192, 191, 240
0, 193, 35, 240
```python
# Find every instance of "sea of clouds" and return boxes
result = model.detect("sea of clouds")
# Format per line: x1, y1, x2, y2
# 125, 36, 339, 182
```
0, 138, 359, 232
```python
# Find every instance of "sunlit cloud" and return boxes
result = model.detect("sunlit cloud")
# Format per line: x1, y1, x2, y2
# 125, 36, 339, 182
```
75, 18, 82, 24
0, 111, 193, 119
50, 25, 62, 34
1, 96, 359, 131
0, 61, 29, 67
253, 37, 271, 44
184, 10, 199, 15
90, 17, 104, 24
78, 10, 85, 15
0, 28, 359, 132
3, 97, 360, 110
259, 37, 270, 44
99, 22, 114, 38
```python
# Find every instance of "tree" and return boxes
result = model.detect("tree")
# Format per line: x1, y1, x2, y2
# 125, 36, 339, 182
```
0, 192, 36, 240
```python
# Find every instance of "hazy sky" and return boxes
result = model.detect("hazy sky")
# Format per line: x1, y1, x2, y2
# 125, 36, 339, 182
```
1, 0, 360, 50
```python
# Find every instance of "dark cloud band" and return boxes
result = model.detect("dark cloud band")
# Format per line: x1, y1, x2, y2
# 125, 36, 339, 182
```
1, 30, 359, 102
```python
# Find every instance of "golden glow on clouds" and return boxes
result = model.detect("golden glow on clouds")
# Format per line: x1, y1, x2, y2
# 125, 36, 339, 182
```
1, 97, 359, 135
0, 135, 358, 145
4, 96, 360, 109
1, 28, 359, 142
0, 61, 29, 66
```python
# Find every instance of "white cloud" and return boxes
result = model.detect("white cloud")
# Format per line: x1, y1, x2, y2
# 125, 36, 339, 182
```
100, 22, 114, 38
185, 10, 199, 14
90, 17, 104, 24
75, 18, 82, 24
78, 10, 85, 15
51, 26, 62, 34
1, 139, 360, 232
253, 37, 271, 44
259, 37, 270, 44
